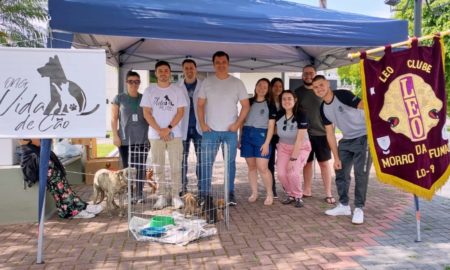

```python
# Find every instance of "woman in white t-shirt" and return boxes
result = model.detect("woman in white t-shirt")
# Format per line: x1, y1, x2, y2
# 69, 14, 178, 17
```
276, 90, 311, 208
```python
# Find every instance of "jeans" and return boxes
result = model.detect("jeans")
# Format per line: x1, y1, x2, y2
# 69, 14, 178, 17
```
335, 135, 372, 208
119, 144, 149, 199
199, 131, 238, 197
182, 127, 202, 193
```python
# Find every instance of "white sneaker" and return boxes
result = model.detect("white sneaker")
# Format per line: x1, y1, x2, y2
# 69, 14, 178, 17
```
172, 197, 184, 209
352, 208, 364, 224
73, 210, 95, 219
153, 195, 167, 210
325, 203, 351, 216
85, 204, 103, 215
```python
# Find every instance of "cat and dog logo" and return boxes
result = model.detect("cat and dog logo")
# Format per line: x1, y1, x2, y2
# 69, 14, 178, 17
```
0, 48, 105, 137
37, 55, 99, 116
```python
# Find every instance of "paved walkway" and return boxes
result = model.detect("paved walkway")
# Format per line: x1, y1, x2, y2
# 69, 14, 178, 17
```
1, 158, 449, 270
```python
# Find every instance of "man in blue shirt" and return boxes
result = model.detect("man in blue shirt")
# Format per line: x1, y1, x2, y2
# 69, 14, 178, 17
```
178, 59, 203, 196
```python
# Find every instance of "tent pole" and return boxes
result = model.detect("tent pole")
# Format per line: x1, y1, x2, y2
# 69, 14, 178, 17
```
413, 0, 422, 243
36, 139, 51, 264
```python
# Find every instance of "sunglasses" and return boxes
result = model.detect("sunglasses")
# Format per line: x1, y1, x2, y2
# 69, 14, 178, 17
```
282, 119, 287, 131
127, 80, 141, 85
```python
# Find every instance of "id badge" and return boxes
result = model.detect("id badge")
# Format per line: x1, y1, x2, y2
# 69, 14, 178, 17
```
132, 114, 138, 122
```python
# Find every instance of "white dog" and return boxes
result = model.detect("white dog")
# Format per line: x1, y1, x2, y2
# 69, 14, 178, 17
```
92, 167, 136, 217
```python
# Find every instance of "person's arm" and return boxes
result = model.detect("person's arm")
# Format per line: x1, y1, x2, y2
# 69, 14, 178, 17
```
197, 97, 211, 132
290, 128, 306, 160
229, 98, 250, 132
260, 119, 275, 156
111, 104, 121, 147
325, 124, 341, 170
143, 107, 167, 139
357, 100, 364, 110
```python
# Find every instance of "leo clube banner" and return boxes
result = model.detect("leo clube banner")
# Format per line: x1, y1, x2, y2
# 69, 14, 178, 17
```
360, 36, 450, 200
0, 47, 106, 138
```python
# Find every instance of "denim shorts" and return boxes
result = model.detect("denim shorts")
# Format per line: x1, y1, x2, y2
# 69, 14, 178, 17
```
240, 126, 271, 159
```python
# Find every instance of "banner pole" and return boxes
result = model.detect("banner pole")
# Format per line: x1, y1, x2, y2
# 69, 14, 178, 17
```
413, 0, 422, 243
36, 139, 51, 264
348, 29, 450, 59
414, 195, 421, 242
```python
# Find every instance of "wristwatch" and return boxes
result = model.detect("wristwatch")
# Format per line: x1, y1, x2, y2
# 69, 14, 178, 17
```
168, 124, 173, 130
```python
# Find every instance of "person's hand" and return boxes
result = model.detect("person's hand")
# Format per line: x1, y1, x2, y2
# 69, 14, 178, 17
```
159, 128, 171, 141
260, 143, 269, 156
228, 122, 240, 132
288, 159, 296, 171
200, 123, 211, 132
334, 158, 342, 170
112, 135, 121, 147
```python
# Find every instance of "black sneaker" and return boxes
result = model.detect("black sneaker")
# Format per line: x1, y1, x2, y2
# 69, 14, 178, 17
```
294, 198, 304, 208
229, 192, 237, 206
282, 197, 295, 205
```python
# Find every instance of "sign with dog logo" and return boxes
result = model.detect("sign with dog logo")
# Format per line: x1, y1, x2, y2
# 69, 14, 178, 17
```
0, 47, 105, 138
360, 37, 449, 200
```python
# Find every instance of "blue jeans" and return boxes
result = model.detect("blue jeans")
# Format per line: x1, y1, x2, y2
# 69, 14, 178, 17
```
199, 131, 238, 197
182, 127, 202, 193
335, 135, 372, 208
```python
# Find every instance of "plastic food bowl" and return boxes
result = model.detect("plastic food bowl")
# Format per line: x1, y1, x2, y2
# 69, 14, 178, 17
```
149, 215, 175, 227
140, 226, 167, 237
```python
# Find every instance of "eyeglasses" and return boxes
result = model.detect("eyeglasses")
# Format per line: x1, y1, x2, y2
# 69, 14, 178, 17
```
127, 80, 141, 85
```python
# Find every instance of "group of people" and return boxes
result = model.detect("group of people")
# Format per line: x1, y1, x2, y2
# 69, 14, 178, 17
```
109, 50, 372, 224
19, 50, 371, 223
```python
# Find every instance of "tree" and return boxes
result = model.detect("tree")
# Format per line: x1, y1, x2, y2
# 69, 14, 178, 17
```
337, 62, 361, 97
0, 0, 47, 47
337, 0, 450, 115
395, 0, 450, 116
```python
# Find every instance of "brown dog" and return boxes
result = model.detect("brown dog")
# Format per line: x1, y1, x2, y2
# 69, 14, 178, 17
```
145, 168, 157, 194
182, 192, 197, 217
92, 167, 136, 217
216, 199, 225, 221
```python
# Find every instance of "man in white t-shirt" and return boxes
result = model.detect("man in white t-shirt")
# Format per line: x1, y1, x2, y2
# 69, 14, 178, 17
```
140, 61, 187, 209
197, 51, 250, 206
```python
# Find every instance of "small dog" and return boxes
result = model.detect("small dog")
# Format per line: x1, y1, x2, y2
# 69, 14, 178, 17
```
92, 167, 136, 217
216, 199, 225, 221
200, 195, 217, 224
182, 192, 197, 217
145, 168, 157, 194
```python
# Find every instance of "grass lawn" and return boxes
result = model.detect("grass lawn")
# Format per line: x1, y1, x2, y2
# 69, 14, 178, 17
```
96, 144, 116, 157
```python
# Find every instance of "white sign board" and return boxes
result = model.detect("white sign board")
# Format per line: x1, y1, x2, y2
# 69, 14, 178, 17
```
0, 47, 106, 138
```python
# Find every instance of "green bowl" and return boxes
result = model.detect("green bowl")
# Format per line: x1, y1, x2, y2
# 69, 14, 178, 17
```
149, 215, 175, 227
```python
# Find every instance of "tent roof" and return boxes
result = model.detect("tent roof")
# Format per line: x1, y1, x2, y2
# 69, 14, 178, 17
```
48, 0, 408, 72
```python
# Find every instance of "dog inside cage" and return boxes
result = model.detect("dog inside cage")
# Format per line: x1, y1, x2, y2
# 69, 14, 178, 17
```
125, 141, 230, 244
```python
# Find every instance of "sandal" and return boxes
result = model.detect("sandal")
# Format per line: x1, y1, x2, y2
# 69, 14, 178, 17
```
324, 196, 336, 205
303, 194, 313, 198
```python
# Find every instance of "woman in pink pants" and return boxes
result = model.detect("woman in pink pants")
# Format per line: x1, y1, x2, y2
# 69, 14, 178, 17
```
276, 90, 311, 208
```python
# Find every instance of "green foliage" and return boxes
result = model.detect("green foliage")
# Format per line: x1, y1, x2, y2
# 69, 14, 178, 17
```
337, 63, 361, 97
337, 0, 450, 116
0, 0, 48, 47
395, 0, 450, 116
